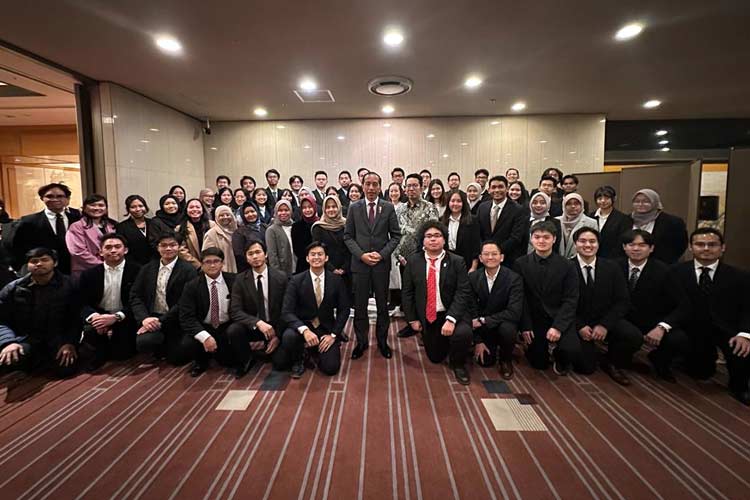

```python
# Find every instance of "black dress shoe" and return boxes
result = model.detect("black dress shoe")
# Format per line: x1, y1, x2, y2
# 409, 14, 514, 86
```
397, 325, 417, 338
648, 351, 676, 383
731, 390, 750, 406
454, 367, 470, 385
378, 343, 392, 359
339, 332, 350, 343
234, 358, 255, 379
351, 344, 368, 360
190, 361, 207, 377
602, 363, 631, 386
291, 362, 305, 379
499, 361, 514, 380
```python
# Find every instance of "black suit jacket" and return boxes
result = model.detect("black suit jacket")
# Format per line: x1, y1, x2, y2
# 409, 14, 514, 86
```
649, 212, 688, 264
572, 257, 630, 331
116, 217, 158, 266
619, 257, 673, 332
594, 209, 631, 259
79, 260, 142, 322
343, 198, 401, 273
402, 252, 472, 325
451, 218, 481, 270
13, 209, 82, 273
665, 261, 750, 339
179, 272, 236, 336
230, 266, 288, 333
129, 258, 196, 325
337, 187, 350, 209
477, 199, 528, 265
468, 267, 524, 342
514, 252, 579, 334
281, 270, 350, 335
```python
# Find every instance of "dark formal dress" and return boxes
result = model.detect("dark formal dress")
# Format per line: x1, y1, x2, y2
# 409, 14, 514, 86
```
343, 199, 401, 348
643, 212, 688, 265
478, 199, 528, 266
311, 225, 351, 293
593, 209, 631, 259
232, 224, 268, 272
278, 269, 350, 375
116, 217, 158, 266
468, 266, 524, 365
402, 252, 473, 367
291, 220, 314, 273
12, 209, 81, 274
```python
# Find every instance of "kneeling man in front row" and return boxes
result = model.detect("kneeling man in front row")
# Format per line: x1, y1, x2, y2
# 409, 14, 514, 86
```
402, 221, 473, 385
279, 241, 350, 378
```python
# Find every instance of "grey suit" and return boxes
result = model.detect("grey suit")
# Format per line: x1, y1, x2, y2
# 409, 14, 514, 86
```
344, 198, 401, 347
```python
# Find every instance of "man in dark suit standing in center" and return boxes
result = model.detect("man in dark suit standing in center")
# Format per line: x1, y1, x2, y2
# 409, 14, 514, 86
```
478, 175, 527, 267
344, 172, 401, 360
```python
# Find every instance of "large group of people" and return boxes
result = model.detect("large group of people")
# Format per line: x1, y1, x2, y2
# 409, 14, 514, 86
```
0, 165, 748, 405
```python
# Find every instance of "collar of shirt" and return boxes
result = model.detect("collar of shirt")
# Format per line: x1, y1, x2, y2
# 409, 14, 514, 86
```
45, 208, 66, 221
449, 215, 461, 223
252, 267, 268, 283
159, 257, 178, 272
485, 268, 500, 282
309, 269, 325, 285
576, 254, 597, 271
205, 273, 224, 286
105, 260, 126, 273
694, 259, 719, 273
595, 208, 611, 219
492, 198, 507, 211
424, 250, 446, 265
628, 259, 647, 273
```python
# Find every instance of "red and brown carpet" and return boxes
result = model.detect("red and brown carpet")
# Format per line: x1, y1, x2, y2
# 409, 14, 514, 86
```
1, 319, 748, 499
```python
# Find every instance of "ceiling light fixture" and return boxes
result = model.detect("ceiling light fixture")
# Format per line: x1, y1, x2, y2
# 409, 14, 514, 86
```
615, 22, 644, 41
464, 75, 483, 89
658, 139, 669, 145
511, 101, 526, 112
661, 147, 671, 152
383, 29, 404, 47
155, 35, 183, 54
381, 104, 395, 114
303, 145, 311, 149
299, 78, 317, 91
253, 107, 268, 117
539, 140, 548, 144
149, 128, 159, 132
655, 130, 668, 136
643, 99, 661, 109
337, 135, 345, 140
442, 153, 449, 158
210, 147, 218, 151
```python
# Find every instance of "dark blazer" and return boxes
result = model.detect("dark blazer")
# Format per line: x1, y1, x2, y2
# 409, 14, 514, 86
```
79, 260, 142, 321
618, 257, 673, 333
312, 190, 326, 215
402, 251, 472, 325
468, 267, 524, 341
179, 272, 237, 337
13, 209, 82, 273
232, 224, 267, 272
311, 225, 350, 275
477, 199, 528, 265
664, 261, 750, 339
129, 258, 196, 325
343, 198, 401, 273
116, 217, 158, 266
291, 220, 314, 273
281, 269, 350, 336
230, 266, 288, 332
450, 218, 481, 270
572, 257, 630, 331
594, 209, 632, 259
266, 187, 281, 207
514, 252, 579, 334
648, 212, 688, 265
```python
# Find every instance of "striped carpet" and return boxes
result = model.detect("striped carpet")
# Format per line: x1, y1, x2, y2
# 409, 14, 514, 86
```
1, 319, 749, 500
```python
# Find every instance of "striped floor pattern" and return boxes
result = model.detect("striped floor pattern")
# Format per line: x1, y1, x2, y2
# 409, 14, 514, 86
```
1, 318, 748, 499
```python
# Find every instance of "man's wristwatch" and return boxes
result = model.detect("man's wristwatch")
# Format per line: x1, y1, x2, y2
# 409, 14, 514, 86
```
115, 312, 125, 322
479, 317, 486, 325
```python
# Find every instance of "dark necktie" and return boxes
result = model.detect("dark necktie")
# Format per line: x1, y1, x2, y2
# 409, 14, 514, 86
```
210, 280, 220, 328
699, 267, 713, 295
368, 202, 376, 225
257, 275, 267, 321
585, 265, 595, 293
426, 258, 438, 323
55, 213, 66, 240
628, 267, 640, 291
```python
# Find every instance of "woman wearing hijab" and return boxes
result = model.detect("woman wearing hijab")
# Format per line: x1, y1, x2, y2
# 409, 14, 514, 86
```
266, 199, 295, 274
232, 201, 268, 272
556, 193, 597, 258
252, 188, 274, 224
631, 188, 688, 264
175, 198, 214, 269
291, 195, 318, 273
279, 188, 301, 221
116, 194, 158, 265
311, 195, 351, 299
466, 182, 483, 216
168, 185, 187, 213
151, 194, 183, 241
592, 185, 632, 259
203, 205, 239, 272
525, 191, 562, 254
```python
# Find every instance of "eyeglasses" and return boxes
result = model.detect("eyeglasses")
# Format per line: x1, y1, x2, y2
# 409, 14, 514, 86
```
424, 233, 443, 239
692, 241, 721, 249
158, 243, 179, 249
44, 194, 67, 199
202, 259, 223, 265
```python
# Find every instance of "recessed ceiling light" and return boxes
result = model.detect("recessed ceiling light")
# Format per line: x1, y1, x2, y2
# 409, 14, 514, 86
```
490, 121, 499, 125
426, 133, 435, 139
655, 130, 668, 136
381, 104, 395, 114
569, 151, 576, 154
383, 123, 391, 128
464, 75, 483, 89
299, 78, 317, 91
303, 145, 311, 149
661, 147, 670, 152
442, 153, 449, 158
643, 99, 661, 109
276, 124, 286, 129
155, 35, 183, 54
337, 135, 345, 140
149, 128, 159, 132
658, 139, 669, 145
383, 29, 404, 47
511, 101, 526, 112
254, 107, 268, 117
210, 147, 218, 151
615, 22, 644, 41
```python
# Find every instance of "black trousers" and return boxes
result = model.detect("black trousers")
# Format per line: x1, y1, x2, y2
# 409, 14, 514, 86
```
81, 321, 137, 362
227, 322, 285, 369
526, 322, 582, 371
352, 270, 390, 347
179, 322, 235, 367
277, 327, 341, 376
421, 313, 472, 368
3, 341, 79, 378
686, 327, 750, 393
577, 319, 644, 373
640, 325, 690, 368
475, 322, 517, 366
135, 315, 187, 365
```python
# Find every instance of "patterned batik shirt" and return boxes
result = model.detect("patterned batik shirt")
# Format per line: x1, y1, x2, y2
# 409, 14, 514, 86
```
395, 199, 439, 260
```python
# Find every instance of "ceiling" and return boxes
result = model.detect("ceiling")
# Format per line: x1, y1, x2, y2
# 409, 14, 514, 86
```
1, 0, 749, 122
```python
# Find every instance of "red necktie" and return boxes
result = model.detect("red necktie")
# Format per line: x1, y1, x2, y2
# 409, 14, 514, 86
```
368, 202, 375, 224
210, 280, 220, 328
426, 258, 437, 323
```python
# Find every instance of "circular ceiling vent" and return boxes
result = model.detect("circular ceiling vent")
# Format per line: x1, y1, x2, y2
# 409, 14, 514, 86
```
368, 76, 413, 96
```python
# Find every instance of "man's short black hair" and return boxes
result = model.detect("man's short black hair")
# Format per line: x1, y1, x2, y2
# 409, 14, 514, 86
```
100, 232, 129, 247
480, 240, 503, 254
489, 175, 509, 187
621, 229, 654, 246
216, 175, 231, 184
391, 167, 405, 176
562, 174, 579, 184
594, 185, 617, 200
448, 171, 460, 180
363, 172, 382, 185
474, 168, 489, 177
539, 175, 557, 185
314, 170, 328, 178
201, 247, 225, 261
240, 175, 256, 186
418, 220, 448, 244
156, 233, 181, 245
244, 238, 267, 254
573, 226, 599, 242
265, 168, 280, 179
339, 170, 352, 179
690, 227, 725, 245
26, 247, 58, 263
530, 220, 558, 237
289, 175, 303, 185
306, 240, 328, 256
38, 183, 71, 199
419, 169, 432, 177
405, 173, 422, 184
357, 167, 369, 176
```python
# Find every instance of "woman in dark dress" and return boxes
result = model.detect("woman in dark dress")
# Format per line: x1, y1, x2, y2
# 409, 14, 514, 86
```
311, 194, 350, 280
631, 188, 688, 264
150, 194, 183, 241
592, 185, 632, 259
233, 201, 268, 272
291, 195, 318, 273
441, 190, 480, 272
116, 194, 158, 265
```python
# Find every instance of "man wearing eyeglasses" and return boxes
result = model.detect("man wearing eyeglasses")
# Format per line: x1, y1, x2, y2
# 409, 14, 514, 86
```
12, 183, 81, 274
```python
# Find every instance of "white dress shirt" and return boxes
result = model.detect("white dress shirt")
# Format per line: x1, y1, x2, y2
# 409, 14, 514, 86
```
595, 208, 610, 231
485, 268, 499, 292
576, 255, 597, 283
45, 208, 69, 234
424, 250, 456, 323
447, 215, 460, 251
195, 273, 231, 343
628, 259, 647, 276
252, 266, 270, 324
100, 260, 126, 313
